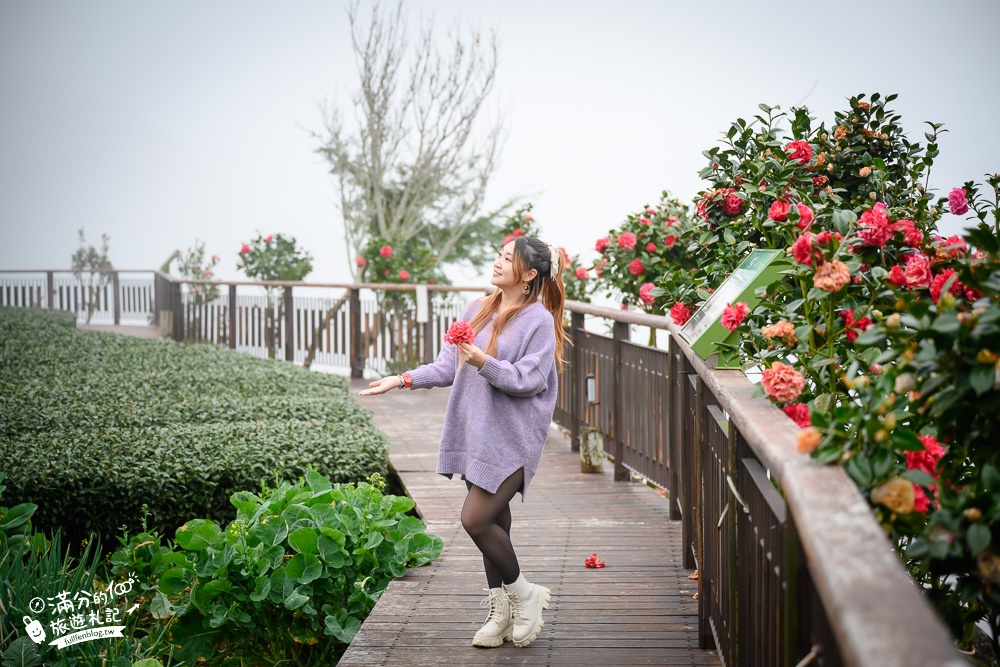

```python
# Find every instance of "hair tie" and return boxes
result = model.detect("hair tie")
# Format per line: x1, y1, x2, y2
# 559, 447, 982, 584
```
546, 243, 560, 281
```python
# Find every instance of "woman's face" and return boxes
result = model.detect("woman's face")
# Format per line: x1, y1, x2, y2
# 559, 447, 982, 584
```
491, 240, 519, 289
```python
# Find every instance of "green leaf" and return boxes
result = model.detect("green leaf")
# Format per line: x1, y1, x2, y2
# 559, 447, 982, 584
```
230, 491, 262, 519
967, 523, 991, 555
325, 614, 362, 644
0, 503, 36, 531
901, 469, 936, 487
970, 365, 995, 396
284, 586, 309, 610
983, 465, 1000, 493
250, 576, 271, 602
1, 637, 42, 667
175, 519, 221, 552
845, 456, 874, 487
890, 428, 925, 452
930, 314, 960, 335
906, 538, 930, 559
289, 526, 319, 554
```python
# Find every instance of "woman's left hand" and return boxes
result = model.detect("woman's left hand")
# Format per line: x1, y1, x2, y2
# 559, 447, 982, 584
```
459, 342, 486, 370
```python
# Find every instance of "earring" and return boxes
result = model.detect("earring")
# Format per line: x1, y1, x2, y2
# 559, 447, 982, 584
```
522, 282, 531, 296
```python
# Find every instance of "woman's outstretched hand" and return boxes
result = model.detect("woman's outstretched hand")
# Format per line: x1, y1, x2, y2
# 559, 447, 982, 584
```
459, 342, 486, 370
358, 376, 399, 396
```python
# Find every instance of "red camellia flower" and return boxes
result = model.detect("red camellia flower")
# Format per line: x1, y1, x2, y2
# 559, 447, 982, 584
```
893, 219, 923, 248
646, 208, 656, 216
264, 235, 274, 243
379, 245, 393, 258
936, 234, 968, 259
887, 265, 907, 287
665, 215, 679, 227
398, 270, 410, 281
794, 203, 814, 230
639, 216, 652, 226
858, 203, 893, 247
595, 237, 610, 252
929, 269, 965, 303
782, 403, 811, 428
646, 242, 657, 253
664, 235, 678, 250
356, 256, 367, 267
670, 302, 691, 326
785, 140, 813, 165
761, 361, 806, 403
907, 435, 945, 514
904, 253, 932, 288
618, 232, 637, 250
948, 187, 969, 216
768, 199, 791, 222
628, 258, 645, 276
443, 320, 475, 346
812, 175, 829, 193
513, 228, 525, 237
720, 302, 749, 332
584, 553, 606, 568
503, 234, 514, 245
639, 283, 656, 305
840, 309, 872, 342
240, 243, 250, 254
791, 232, 818, 266
722, 192, 744, 216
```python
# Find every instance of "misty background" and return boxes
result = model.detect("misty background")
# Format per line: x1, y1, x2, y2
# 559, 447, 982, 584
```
1, 0, 997, 288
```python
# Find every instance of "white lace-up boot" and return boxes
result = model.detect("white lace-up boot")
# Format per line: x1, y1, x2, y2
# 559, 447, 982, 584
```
502, 574, 551, 648
472, 587, 512, 647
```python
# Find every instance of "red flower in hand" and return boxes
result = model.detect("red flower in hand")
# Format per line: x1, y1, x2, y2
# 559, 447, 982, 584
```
444, 320, 475, 346
584, 553, 606, 568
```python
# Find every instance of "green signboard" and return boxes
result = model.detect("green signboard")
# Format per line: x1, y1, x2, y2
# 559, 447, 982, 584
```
678, 249, 790, 368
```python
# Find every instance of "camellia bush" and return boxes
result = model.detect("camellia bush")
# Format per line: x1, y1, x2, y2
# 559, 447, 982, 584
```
587, 94, 1000, 652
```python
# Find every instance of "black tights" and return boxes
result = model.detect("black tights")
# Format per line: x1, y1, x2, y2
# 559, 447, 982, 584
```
462, 469, 524, 588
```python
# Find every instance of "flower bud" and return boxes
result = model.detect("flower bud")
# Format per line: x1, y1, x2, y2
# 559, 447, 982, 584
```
871, 478, 914, 514
939, 292, 956, 309
964, 507, 983, 522
894, 373, 917, 394
796, 427, 821, 454
874, 429, 889, 442
958, 312, 973, 327
859, 166, 872, 177
885, 313, 901, 330
854, 376, 870, 390
895, 298, 907, 311
977, 349, 999, 365
869, 363, 884, 375
881, 413, 896, 431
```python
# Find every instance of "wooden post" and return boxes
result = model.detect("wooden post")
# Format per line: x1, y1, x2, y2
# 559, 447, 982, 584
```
422, 287, 433, 365
171, 282, 184, 342
666, 339, 682, 521
349, 288, 363, 378
694, 375, 713, 649
570, 311, 585, 453
611, 320, 629, 482
46, 271, 54, 310
679, 352, 697, 570
284, 286, 294, 362
228, 284, 237, 349
112, 271, 121, 324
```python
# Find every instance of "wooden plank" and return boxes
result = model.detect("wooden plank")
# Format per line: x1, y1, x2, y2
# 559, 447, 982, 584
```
339, 379, 720, 666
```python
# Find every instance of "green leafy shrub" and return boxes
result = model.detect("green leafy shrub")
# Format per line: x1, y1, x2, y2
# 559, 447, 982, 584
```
110, 471, 442, 666
0, 308, 389, 549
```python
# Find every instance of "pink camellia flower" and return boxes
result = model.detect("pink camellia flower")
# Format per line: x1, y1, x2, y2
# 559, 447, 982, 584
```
768, 199, 791, 222
664, 235, 678, 250
782, 403, 811, 428
356, 256, 367, 267
815, 230, 835, 246
618, 232, 637, 250
523, 213, 534, 222
858, 203, 893, 247
785, 140, 813, 165
761, 320, 797, 345
670, 302, 691, 326
893, 219, 923, 248
722, 192, 744, 216
903, 253, 932, 288
398, 269, 410, 281
948, 187, 969, 216
665, 215, 679, 227
202, 268, 213, 277
639, 283, 656, 305
929, 268, 965, 303
211, 254, 220, 263
886, 264, 907, 287
646, 242, 657, 253
193, 286, 201, 293
575, 266, 588, 280
513, 228, 525, 237
595, 237, 610, 252
444, 320, 475, 346
813, 260, 851, 292
264, 235, 274, 243
646, 207, 656, 216
720, 301, 749, 332
628, 258, 645, 276
379, 245, 393, 258
936, 234, 968, 259
794, 203, 814, 230
240, 243, 250, 254
790, 232, 817, 266
639, 216, 652, 226
761, 361, 806, 403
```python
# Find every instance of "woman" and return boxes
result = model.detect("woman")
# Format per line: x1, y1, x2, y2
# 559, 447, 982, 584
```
359, 236, 567, 649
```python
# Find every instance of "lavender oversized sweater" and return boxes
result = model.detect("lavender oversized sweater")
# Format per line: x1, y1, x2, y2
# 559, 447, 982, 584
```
406, 299, 558, 498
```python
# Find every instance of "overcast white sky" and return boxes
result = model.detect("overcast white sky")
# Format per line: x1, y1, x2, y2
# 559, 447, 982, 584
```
1, 0, 997, 287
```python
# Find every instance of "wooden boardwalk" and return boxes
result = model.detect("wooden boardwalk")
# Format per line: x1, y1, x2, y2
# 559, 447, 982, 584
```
340, 379, 721, 667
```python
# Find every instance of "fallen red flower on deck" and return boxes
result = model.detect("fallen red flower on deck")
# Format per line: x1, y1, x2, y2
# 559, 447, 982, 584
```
584, 553, 605, 568
443, 320, 475, 346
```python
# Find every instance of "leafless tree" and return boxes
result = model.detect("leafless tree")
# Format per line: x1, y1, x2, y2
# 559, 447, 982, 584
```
316, 0, 504, 278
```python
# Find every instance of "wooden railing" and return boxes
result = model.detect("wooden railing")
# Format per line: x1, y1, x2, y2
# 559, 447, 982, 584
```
0, 270, 968, 665
0, 270, 485, 377
558, 301, 965, 667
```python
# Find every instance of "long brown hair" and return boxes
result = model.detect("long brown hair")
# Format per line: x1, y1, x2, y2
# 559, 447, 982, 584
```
468, 237, 568, 368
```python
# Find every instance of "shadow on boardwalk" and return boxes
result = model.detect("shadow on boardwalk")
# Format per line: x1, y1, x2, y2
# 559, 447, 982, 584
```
340, 378, 720, 667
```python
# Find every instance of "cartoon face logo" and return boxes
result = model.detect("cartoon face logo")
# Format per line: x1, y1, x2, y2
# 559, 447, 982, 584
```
23, 616, 46, 644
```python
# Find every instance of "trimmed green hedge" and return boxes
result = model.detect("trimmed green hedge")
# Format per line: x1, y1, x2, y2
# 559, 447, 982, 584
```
0, 307, 388, 548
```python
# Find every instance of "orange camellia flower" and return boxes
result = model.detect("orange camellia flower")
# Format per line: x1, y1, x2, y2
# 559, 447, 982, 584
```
761, 361, 805, 403
761, 320, 797, 346
834, 125, 849, 140
796, 426, 821, 453
813, 260, 851, 292
871, 477, 915, 515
